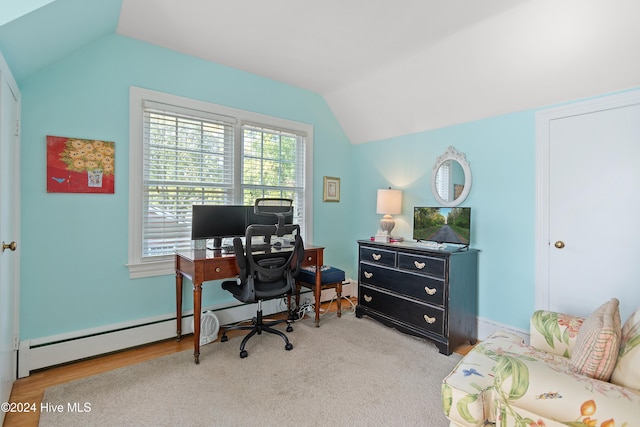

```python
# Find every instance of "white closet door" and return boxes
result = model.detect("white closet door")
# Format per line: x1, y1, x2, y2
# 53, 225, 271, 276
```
539, 93, 640, 323
0, 62, 19, 417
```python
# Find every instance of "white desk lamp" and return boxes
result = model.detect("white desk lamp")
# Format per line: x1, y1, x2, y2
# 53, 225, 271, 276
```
376, 188, 403, 242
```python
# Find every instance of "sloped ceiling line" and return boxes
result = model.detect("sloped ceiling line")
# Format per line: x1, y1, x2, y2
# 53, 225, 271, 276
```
2, 0, 639, 144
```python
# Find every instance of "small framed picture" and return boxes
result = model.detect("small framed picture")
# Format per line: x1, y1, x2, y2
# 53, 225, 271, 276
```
323, 176, 340, 202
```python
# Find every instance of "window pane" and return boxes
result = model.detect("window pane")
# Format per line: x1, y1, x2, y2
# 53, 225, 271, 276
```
143, 108, 234, 258
241, 124, 306, 230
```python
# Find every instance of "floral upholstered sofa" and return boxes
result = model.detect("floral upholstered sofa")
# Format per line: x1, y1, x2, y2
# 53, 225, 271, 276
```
442, 299, 640, 426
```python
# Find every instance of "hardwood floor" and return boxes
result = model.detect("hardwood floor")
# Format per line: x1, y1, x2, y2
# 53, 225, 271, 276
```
3, 299, 473, 427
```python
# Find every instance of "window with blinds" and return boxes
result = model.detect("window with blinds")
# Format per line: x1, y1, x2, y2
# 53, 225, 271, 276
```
129, 88, 311, 274
142, 102, 236, 257
241, 124, 305, 224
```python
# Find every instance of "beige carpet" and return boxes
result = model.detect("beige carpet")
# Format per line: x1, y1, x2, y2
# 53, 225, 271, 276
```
39, 314, 461, 427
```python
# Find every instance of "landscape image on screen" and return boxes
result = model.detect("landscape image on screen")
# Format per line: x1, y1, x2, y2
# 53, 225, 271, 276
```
413, 207, 470, 245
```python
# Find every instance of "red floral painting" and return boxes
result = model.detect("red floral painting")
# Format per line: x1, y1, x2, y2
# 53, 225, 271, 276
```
46, 136, 115, 194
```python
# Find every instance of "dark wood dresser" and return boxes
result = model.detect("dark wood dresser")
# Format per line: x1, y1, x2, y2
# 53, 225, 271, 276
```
355, 240, 478, 355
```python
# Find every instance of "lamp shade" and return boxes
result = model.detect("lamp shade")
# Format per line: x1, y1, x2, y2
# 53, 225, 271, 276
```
376, 189, 402, 215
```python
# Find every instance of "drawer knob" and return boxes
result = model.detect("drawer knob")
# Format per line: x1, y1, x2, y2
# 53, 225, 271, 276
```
215, 267, 221, 273
372, 253, 381, 261
307, 256, 313, 262
364, 294, 373, 303
423, 315, 436, 324
414, 261, 426, 269
364, 271, 373, 279
424, 287, 436, 295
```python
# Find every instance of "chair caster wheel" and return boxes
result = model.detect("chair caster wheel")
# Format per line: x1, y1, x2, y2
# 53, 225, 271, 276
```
286, 325, 293, 332
240, 350, 248, 358
221, 335, 228, 342
285, 343, 293, 351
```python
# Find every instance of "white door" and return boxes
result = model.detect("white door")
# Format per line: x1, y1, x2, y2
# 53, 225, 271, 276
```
536, 90, 640, 323
0, 58, 20, 421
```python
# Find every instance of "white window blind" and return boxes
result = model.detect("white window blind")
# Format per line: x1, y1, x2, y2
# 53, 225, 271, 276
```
241, 123, 306, 224
435, 160, 450, 202
142, 102, 236, 258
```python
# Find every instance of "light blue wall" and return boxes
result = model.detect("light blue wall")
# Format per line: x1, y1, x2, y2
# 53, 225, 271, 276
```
0, 0, 55, 26
19, 34, 353, 339
16, 28, 639, 340
350, 112, 537, 330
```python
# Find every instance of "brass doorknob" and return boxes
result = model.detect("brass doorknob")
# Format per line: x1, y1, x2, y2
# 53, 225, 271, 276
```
2, 241, 17, 252
554, 241, 565, 249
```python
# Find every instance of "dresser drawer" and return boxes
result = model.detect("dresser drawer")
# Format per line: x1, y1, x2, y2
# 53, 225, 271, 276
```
359, 286, 444, 336
397, 252, 446, 278
359, 263, 445, 306
359, 246, 396, 267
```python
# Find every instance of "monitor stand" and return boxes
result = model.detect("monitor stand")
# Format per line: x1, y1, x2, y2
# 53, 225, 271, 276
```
209, 237, 223, 250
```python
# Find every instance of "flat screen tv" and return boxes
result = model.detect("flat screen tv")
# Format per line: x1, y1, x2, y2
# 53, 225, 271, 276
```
191, 205, 247, 248
413, 207, 471, 246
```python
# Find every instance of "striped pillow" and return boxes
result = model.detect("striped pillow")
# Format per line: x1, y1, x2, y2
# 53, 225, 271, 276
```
569, 298, 621, 381
610, 306, 640, 390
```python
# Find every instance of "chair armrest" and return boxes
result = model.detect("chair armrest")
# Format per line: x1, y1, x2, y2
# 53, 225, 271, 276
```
530, 310, 585, 358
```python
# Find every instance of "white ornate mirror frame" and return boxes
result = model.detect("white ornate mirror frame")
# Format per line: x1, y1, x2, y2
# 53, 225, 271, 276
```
431, 146, 472, 207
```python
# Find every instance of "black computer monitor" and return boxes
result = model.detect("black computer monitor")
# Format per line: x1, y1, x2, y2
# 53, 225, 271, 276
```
191, 205, 247, 249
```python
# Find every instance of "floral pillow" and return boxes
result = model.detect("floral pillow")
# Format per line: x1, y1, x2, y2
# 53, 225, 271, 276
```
610, 306, 640, 390
569, 298, 621, 381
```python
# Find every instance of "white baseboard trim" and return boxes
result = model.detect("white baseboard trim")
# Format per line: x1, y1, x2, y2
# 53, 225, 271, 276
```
477, 316, 530, 344
311, 278, 356, 304
18, 298, 291, 378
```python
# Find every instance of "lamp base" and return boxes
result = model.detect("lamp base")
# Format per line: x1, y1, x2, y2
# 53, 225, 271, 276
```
379, 215, 395, 235
374, 232, 390, 243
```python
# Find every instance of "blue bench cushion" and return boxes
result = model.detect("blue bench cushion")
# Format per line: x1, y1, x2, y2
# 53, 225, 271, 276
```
297, 265, 345, 284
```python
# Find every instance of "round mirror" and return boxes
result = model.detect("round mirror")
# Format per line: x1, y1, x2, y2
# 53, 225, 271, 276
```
431, 146, 472, 207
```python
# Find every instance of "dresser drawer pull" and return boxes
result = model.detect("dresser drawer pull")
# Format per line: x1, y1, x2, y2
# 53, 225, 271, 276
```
414, 261, 426, 269
423, 315, 436, 324
364, 271, 373, 279
364, 294, 373, 303
424, 287, 437, 295
372, 253, 382, 261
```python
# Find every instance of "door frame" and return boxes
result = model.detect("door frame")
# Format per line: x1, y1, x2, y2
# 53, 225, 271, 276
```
535, 89, 640, 311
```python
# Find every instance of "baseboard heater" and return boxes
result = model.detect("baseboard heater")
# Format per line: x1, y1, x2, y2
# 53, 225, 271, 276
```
17, 283, 355, 378
18, 298, 286, 378
18, 284, 355, 378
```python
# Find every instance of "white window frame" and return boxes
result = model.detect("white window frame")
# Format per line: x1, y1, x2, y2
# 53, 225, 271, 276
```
127, 87, 314, 278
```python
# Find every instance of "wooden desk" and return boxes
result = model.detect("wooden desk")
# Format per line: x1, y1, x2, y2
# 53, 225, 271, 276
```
175, 245, 324, 364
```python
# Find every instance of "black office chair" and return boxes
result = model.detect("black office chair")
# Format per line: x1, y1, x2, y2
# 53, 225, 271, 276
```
220, 222, 304, 358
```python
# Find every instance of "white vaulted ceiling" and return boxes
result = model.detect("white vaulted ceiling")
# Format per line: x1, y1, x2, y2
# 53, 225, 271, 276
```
2, 0, 640, 143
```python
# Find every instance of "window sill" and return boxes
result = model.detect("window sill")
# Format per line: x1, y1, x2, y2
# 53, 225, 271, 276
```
127, 257, 175, 279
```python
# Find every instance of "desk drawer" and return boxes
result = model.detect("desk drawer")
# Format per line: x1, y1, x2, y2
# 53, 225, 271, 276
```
397, 252, 445, 278
203, 257, 238, 278
359, 285, 444, 336
359, 263, 445, 306
301, 251, 318, 268
360, 246, 396, 267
